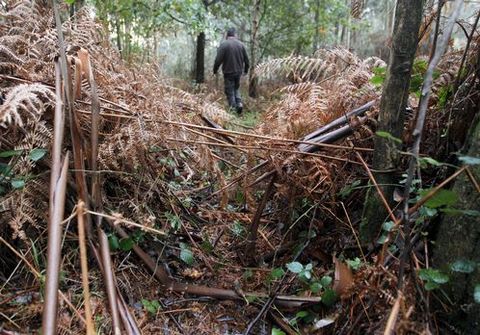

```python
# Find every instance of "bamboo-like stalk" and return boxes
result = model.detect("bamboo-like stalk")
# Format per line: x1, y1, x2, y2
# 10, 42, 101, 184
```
162, 120, 373, 152
42, 153, 69, 335
302, 100, 375, 141
42, 54, 68, 335
53, 0, 92, 239
98, 228, 122, 335
167, 138, 362, 164
77, 201, 95, 335
86, 49, 102, 210
49, 61, 65, 219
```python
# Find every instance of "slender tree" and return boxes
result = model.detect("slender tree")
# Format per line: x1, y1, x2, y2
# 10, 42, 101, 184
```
360, 0, 424, 244
248, 0, 261, 97
433, 48, 480, 334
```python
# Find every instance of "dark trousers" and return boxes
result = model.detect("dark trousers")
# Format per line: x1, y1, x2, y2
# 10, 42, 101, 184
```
224, 73, 242, 109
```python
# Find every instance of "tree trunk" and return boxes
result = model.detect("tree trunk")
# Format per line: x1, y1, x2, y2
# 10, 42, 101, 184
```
360, 0, 424, 244
195, 32, 206, 84
248, 0, 261, 98
115, 16, 122, 56
313, 0, 320, 53
433, 52, 480, 334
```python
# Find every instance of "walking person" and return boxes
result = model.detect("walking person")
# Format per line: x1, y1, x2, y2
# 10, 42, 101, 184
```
213, 27, 249, 114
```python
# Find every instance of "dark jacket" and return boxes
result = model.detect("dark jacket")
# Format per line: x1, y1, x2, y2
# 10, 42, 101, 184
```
213, 38, 249, 76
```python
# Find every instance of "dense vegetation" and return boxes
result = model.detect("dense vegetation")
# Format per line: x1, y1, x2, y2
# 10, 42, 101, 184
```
0, 0, 479, 334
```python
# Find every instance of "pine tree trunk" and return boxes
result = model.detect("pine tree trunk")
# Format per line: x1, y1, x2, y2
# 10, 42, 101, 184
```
195, 32, 205, 84
360, 0, 424, 244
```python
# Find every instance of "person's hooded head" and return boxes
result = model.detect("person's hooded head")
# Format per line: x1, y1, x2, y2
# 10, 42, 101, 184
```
226, 27, 236, 38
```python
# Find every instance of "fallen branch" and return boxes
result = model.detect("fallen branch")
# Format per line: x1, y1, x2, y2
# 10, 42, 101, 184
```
200, 114, 236, 144
245, 173, 277, 263
302, 100, 376, 142
110, 222, 320, 309
77, 201, 95, 335
168, 138, 363, 164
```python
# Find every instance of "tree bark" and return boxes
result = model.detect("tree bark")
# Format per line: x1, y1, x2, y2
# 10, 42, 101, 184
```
313, 0, 320, 53
195, 32, 206, 84
433, 52, 480, 334
115, 16, 122, 56
360, 0, 424, 244
248, 0, 261, 98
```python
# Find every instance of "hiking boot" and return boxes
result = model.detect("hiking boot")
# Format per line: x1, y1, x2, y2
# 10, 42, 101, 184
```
236, 103, 243, 115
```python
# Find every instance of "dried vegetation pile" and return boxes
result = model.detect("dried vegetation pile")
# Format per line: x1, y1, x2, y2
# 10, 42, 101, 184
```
1, 1, 479, 334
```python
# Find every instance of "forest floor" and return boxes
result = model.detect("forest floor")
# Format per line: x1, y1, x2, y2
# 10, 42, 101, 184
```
1, 3, 479, 335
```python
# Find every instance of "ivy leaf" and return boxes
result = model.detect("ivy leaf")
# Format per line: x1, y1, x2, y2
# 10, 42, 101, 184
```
320, 275, 333, 287
474, 285, 480, 304
420, 189, 458, 208
28, 148, 47, 162
382, 221, 395, 232
270, 267, 285, 280
179, 242, 194, 265
321, 288, 337, 307
450, 260, 476, 274
0, 149, 23, 158
301, 270, 312, 280
296, 310, 309, 319
370, 67, 386, 86
286, 262, 303, 274
165, 212, 182, 231
108, 234, 120, 251
119, 237, 134, 251
418, 268, 449, 284
418, 156, 442, 168
346, 257, 362, 270
271, 328, 286, 335
377, 234, 388, 244
230, 220, 245, 237
376, 131, 402, 144
141, 299, 160, 314
458, 156, 480, 166
11, 179, 25, 189
310, 281, 322, 293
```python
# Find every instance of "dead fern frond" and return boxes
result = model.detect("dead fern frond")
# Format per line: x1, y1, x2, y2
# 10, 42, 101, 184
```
350, 0, 364, 19
0, 84, 54, 128
255, 55, 334, 82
